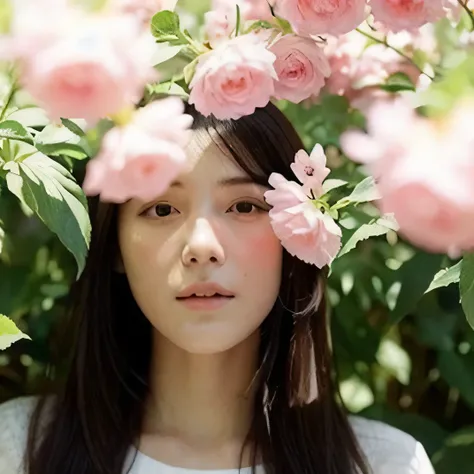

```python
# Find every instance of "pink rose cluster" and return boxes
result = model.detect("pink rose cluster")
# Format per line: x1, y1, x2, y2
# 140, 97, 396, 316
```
323, 30, 424, 113
272, 0, 457, 35
341, 99, 474, 256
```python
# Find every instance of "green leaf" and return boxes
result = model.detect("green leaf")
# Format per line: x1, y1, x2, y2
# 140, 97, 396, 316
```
460, 253, 474, 329
36, 142, 89, 160
183, 57, 199, 85
322, 179, 348, 194
151, 10, 182, 42
60, 118, 86, 137
433, 426, 474, 474
147, 81, 189, 99
338, 214, 398, 258
390, 252, 445, 325
438, 350, 474, 409
6, 107, 50, 128
0, 314, 31, 350
245, 20, 274, 33
0, 120, 34, 145
5, 153, 91, 278
335, 176, 381, 208
0, 221, 4, 255
380, 72, 416, 93
152, 43, 186, 66
235, 4, 241, 36
426, 260, 462, 294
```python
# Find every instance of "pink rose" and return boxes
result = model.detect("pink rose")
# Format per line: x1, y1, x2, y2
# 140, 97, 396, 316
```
265, 174, 342, 268
83, 98, 193, 203
269, 35, 331, 103
290, 144, 330, 196
273, 0, 369, 36
341, 99, 474, 255
370, 0, 449, 33
9, 7, 157, 123
189, 34, 277, 120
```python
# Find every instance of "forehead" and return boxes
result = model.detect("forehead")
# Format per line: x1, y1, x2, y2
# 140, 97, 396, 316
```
183, 128, 245, 182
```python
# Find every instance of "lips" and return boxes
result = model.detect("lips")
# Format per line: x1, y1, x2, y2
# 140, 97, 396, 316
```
176, 282, 235, 299
176, 283, 235, 311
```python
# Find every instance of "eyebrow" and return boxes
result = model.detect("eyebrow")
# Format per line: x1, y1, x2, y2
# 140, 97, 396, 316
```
170, 176, 264, 188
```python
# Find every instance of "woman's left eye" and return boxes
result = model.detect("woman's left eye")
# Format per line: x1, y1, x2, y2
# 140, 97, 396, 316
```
228, 201, 263, 215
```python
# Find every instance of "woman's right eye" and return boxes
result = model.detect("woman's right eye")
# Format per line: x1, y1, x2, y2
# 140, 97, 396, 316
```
143, 203, 179, 218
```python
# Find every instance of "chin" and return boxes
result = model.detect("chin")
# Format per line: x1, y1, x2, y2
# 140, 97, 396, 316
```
177, 325, 261, 355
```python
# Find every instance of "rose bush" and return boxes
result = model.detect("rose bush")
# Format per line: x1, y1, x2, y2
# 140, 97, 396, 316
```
1, 1, 474, 470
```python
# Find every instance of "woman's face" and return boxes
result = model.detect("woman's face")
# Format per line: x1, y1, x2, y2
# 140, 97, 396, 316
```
117, 132, 283, 354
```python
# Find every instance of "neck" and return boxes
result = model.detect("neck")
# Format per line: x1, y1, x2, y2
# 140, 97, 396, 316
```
143, 330, 261, 449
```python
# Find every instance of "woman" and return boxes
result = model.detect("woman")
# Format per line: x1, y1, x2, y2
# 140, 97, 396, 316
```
0, 103, 434, 474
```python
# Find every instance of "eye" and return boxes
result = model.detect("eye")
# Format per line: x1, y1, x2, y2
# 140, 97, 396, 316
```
228, 201, 265, 215
143, 203, 179, 218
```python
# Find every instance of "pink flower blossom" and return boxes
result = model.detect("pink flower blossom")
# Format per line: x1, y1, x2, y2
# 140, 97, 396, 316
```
264, 174, 342, 267
82, 98, 193, 203
109, 0, 178, 26
212, 0, 274, 21
341, 99, 474, 256
8, 7, 157, 122
291, 144, 330, 196
269, 35, 331, 103
370, 0, 451, 33
273, 0, 369, 36
324, 31, 421, 112
189, 34, 277, 120
204, 10, 236, 48
206, 0, 274, 48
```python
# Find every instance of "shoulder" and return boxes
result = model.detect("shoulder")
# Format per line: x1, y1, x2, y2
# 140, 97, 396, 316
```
0, 395, 45, 474
349, 415, 435, 474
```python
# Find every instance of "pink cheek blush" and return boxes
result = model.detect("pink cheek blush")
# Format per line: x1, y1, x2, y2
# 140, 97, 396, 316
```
235, 228, 282, 269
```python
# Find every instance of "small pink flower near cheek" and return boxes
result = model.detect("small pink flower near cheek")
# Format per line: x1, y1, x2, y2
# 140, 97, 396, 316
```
291, 144, 330, 196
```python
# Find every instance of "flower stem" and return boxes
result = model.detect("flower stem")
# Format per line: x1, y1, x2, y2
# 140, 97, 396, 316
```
355, 28, 434, 81
0, 80, 17, 122
458, 0, 474, 31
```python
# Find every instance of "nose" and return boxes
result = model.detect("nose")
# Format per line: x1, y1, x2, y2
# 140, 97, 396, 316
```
182, 217, 226, 267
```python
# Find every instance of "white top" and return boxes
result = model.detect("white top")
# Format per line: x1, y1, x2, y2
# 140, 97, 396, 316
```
0, 396, 435, 474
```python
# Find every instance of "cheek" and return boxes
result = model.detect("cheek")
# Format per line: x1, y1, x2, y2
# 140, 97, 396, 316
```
234, 225, 282, 271
118, 225, 173, 282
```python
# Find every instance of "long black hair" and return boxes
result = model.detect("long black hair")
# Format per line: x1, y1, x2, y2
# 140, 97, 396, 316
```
25, 102, 370, 474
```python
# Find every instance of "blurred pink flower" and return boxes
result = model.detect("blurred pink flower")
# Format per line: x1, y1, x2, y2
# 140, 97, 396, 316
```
204, 9, 236, 48
189, 34, 277, 119
291, 144, 330, 196
273, 0, 369, 36
370, 0, 451, 33
83, 98, 193, 203
341, 99, 474, 255
6, 5, 157, 122
212, 0, 274, 21
265, 174, 342, 267
109, 0, 178, 26
206, 0, 274, 48
324, 31, 422, 112
269, 35, 331, 103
